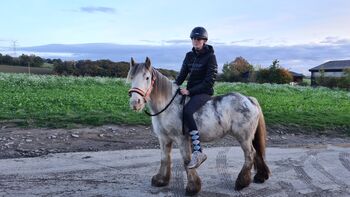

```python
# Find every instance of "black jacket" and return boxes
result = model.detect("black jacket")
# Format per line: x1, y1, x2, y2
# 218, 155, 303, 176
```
175, 44, 218, 96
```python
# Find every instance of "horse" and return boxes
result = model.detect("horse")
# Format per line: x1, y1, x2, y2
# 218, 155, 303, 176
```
127, 57, 270, 195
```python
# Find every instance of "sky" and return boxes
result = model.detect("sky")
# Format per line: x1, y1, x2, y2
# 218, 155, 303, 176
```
1, 0, 350, 75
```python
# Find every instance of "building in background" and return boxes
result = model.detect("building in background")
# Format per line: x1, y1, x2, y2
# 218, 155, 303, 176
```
309, 60, 350, 86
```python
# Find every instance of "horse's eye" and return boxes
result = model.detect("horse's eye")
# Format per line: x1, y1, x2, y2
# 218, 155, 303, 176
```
146, 77, 149, 80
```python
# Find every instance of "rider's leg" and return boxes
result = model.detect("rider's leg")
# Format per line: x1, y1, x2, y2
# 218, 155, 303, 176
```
183, 94, 211, 168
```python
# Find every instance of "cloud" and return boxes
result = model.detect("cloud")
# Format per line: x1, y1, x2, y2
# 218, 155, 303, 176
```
231, 39, 255, 44
80, 6, 116, 14
163, 39, 189, 45
19, 41, 350, 76
320, 36, 350, 45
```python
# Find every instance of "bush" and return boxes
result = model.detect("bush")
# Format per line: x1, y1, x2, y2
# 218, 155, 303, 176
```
256, 59, 293, 84
222, 56, 253, 82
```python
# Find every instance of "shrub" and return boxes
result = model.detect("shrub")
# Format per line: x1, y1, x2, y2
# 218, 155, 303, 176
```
222, 56, 253, 82
256, 59, 293, 84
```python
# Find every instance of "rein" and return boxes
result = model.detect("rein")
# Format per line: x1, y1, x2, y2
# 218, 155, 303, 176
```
144, 88, 180, 116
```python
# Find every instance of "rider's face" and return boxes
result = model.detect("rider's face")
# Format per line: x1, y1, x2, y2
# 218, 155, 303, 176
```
191, 38, 206, 50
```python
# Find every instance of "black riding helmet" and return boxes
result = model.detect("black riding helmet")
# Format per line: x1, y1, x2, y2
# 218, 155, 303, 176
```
190, 27, 208, 40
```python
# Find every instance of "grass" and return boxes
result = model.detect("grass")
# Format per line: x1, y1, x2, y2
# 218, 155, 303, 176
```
0, 73, 349, 133
215, 83, 350, 132
0, 73, 148, 127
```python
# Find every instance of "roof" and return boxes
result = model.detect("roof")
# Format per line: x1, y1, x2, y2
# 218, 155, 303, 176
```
289, 71, 304, 77
309, 60, 350, 71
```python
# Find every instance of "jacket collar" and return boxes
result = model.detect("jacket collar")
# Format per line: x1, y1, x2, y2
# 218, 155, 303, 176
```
192, 44, 214, 55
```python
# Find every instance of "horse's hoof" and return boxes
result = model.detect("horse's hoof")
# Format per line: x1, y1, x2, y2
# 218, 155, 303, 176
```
235, 180, 248, 191
235, 174, 251, 191
185, 178, 201, 196
185, 185, 201, 196
253, 174, 266, 183
151, 174, 169, 187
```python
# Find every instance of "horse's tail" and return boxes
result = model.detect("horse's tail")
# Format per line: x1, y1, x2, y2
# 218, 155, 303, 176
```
249, 97, 270, 181
254, 106, 266, 158
249, 96, 266, 157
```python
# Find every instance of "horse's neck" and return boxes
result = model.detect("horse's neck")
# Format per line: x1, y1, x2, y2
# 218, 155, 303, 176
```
148, 72, 178, 113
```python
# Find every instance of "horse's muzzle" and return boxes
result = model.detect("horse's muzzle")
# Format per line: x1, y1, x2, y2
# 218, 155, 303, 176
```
130, 99, 144, 112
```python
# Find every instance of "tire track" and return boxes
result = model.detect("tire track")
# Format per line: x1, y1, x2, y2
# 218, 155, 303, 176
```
310, 157, 348, 189
278, 181, 300, 197
215, 148, 236, 192
310, 152, 350, 194
309, 150, 348, 189
171, 159, 185, 197
215, 148, 278, 197
339, 152, 350, 172
293, 165, 322, 191
243, 187, 279, 197
276, 152, 322, 193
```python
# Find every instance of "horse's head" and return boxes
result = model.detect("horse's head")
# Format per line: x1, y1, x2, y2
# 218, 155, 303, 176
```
127, 57, 156, 112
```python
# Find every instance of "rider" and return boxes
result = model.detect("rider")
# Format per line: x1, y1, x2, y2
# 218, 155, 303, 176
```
174, 26, 218, 169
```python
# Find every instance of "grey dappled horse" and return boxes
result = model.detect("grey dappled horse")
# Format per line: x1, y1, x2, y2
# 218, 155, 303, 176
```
127, 57, 270, 195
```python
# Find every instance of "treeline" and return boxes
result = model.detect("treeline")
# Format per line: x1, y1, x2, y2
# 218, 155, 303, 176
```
220, 57, 293, 84
53, 60, 178, 79
0, 53, 178, 79
53, 60, 130, 77
0, 53, 45, 67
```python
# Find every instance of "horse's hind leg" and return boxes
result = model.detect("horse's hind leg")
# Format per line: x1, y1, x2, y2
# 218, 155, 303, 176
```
253, 152, 270, 183
178, 137, 201, 195
152, 136, 173, 187
235, 139, 255, 191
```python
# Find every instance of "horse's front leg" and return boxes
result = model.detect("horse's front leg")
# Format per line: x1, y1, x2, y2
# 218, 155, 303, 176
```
152, 135, 173, 187
178, 136, 202, 195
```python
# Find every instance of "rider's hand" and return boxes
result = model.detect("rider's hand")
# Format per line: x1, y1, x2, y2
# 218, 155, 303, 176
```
180, 88, 190, 95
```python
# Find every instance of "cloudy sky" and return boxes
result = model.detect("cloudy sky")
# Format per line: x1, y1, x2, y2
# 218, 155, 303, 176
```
1, 0, 350, 75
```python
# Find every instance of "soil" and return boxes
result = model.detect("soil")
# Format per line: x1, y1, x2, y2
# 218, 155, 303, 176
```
1, 124, 350, 159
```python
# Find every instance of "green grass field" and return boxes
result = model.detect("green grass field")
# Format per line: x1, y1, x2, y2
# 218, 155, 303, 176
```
0, 73, 349, 133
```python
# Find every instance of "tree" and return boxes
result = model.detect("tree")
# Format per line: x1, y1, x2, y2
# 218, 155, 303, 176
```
222, 56, 253, 82
2, 55, 14, 65
32, 55, 44, 67
256, 59, 293, 84
19, 54, 31, 67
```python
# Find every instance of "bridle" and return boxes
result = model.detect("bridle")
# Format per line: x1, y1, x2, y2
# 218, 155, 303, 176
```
128, 69, 157, 103
128, 69, 182, 118
128, 68, 185, 134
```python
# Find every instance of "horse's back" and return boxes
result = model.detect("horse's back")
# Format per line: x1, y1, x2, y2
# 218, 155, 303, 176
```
195, 92, 260, 141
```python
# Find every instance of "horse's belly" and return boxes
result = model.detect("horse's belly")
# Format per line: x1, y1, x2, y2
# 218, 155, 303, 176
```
197, 121, 227, 142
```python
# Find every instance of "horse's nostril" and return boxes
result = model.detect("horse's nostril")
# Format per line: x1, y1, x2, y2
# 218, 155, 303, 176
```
138, 99, 141, 104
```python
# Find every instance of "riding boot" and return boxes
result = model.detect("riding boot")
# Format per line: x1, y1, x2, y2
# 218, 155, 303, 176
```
187, 130, 207, 169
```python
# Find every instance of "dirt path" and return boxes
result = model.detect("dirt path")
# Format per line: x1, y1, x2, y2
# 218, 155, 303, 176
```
1, 124, 350, 159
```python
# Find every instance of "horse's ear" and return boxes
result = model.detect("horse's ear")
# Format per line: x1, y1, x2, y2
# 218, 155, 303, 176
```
130, 57, 136, 67
145, 57, 151, 70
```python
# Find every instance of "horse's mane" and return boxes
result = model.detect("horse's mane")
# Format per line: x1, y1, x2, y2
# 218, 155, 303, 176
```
151, 68, 174, 101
